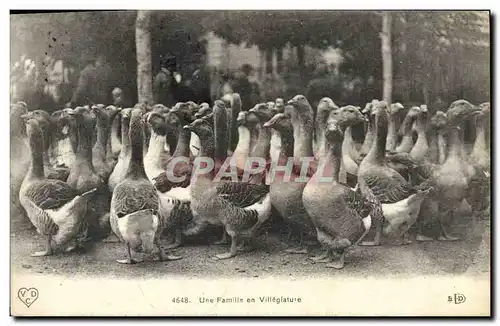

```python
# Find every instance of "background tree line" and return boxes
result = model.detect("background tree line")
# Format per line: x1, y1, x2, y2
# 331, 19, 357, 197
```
10, 10, 490, 107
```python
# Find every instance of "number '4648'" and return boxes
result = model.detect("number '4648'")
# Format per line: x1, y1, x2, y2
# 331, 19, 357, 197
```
172, 297, 190, 304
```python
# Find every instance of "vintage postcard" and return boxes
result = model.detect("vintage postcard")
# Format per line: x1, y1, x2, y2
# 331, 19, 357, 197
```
9, 9, 491, 317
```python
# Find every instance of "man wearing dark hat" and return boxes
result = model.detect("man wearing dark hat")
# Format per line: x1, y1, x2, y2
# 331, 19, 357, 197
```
153, 54, 177, 106
231, 64, 254, 110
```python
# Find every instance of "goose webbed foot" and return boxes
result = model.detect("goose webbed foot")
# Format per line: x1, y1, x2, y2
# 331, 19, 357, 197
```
165, 254, 183, 261
32, 236, 53, 257
311, 250, 333, 263
237, 239, 256, 253
438, 235, 460, 241
116, 258, 139, 264
31, 250, 52, 257
325, 251, 345, 269
214, 230, 229, 245
214, 252, 236, 260
359, 241, 380, 247
117, 244, 140, 264
416, 234, 434, 242
214, 233, 238, 260
309, 249, 330, 261
438, 218, 460, 241
158, 250, 183, 261
64, 240, 84, 253
165, 229, 183, 249
283, 232, 310, 254
397, 231, 412, 245
156, 238, 183, 261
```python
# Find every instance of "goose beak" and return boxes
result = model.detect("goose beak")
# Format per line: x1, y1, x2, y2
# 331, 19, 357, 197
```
262, 121, 273, 128
287, 99, 296, 106
183, 125, 193, 131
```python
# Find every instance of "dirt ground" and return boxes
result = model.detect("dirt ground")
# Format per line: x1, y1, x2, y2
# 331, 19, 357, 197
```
10, 212, 490, 279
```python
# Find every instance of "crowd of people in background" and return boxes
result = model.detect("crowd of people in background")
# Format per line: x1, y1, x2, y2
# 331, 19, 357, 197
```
11, 52, 346, 114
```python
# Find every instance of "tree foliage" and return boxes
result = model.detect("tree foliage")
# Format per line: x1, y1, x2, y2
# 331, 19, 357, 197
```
10, 11, 490, 106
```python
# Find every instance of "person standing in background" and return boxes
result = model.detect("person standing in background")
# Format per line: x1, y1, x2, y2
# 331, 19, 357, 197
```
248, 66, 262, 105
67, 56, 96, 107
231, 64, 253, 110
153, 54, 176, 107
94, 55, 113, 104
189, 57, 212, 106
112, 87, 131, 108
67, 55, 113, 107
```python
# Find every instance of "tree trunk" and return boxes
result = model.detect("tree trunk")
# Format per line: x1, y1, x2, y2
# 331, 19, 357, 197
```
265, 48, 273, 74
296, 45, 306, 88
276, 48, 284, 74
380, 11, 393, 104
296, 45, 305, 71
136, 10, 153, 105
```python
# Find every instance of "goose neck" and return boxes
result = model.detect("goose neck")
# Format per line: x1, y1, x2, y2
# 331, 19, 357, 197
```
292, 115, 314, 158
318, 140, 341, 181
28, 132, 45, 179
427, 128, 440, 164
386, 115, 398, 151
250, 124, 271, 159
445, 127, 462, 161
75, 121, 94, 166
172, 128, 191, 158
365, 113, 388, 164
471, 119, 486, 157
276, 130, 294, 164
120, 122, 131, 156
94, 121, 109, 158
125, 121, 147, 179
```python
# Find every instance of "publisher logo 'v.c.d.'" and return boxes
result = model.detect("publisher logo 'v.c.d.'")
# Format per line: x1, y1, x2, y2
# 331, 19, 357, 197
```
18, 287, 39, 308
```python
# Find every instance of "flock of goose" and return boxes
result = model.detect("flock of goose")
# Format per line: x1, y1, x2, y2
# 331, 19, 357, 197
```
10, 93, 490, 269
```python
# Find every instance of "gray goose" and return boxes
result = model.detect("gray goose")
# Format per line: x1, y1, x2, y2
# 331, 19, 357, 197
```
21, 109, 70, 181
10, 102, 32, 228
303, 106, 379, 268
313, 97, 339, 161
152, 110, 194, 250
357, 101, 433, 246
270, 95, 317, 255
108, 108, 133, 192
386, 102, 405, 152
19, 117, 96, 256
92, 105, 122, 183
66, 106, 111, 240
110, 108, 182, 264
394, 106, 421, 154
186, 117, 271, 260
466, 102, 490, 216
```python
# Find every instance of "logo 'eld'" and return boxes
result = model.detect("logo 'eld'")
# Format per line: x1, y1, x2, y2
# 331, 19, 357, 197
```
18, 287, 39, 308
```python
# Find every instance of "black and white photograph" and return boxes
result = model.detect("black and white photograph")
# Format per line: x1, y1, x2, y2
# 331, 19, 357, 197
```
9, 8, 491, 316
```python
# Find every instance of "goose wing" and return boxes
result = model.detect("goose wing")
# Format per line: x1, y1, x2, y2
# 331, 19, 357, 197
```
113, 182, 159, 217
216, 182, 269, 208
153, 162, 192, 193
342, 187, 374, 218
24, 179, 78, 210
362, 169, 416, 204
